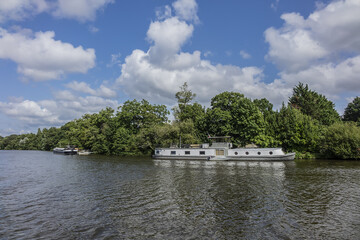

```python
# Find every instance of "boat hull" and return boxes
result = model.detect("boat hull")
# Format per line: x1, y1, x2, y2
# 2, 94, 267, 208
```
152, 152, 295, 161
53, 148, 78, 155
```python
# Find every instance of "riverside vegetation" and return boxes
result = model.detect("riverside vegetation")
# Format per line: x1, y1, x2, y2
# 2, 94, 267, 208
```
1, 83, 359, 159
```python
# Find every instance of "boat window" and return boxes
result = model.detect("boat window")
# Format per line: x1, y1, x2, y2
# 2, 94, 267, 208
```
258, 152, 261, 155
199, 151, 205, 155
234, 151, 238, 155
156, 150, 160, 154
185, 151, 190, 155
171, 151, 176, 155
246, 152, 249, 155
269, 151, 273, 155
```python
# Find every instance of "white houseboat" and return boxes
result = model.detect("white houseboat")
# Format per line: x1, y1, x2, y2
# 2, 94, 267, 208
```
53, 146, 78, 155
152, 136, 295, 161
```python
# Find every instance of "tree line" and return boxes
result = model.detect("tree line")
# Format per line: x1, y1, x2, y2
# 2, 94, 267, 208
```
1, 82, 359, 159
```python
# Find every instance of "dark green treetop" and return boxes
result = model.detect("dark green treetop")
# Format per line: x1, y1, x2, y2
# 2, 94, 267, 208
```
207, 91, 265, 146
343, 97, 360, 122
289, 83, 340, 125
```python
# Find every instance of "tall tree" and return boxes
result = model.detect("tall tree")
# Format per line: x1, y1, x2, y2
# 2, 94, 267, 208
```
275, 104, 322, 152
173, 82, 197, 121
289, 83, 340, 125
116, 99, 169, 134
207, 92, 265, 146
343, 97, 360, 122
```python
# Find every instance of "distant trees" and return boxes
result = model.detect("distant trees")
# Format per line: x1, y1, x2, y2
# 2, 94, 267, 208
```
289, 83, 340, 125
207, 92, 265, 147
1, 82, 360, 160
321, 122, 360, 159
343, 97, 360, 122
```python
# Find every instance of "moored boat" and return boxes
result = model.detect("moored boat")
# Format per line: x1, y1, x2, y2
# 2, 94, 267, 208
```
152, 136, 295, 161
77, 150, 93, 155
53, 146, 78, 155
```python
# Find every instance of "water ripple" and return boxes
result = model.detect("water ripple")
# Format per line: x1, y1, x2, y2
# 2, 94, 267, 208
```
1, 152, 360, 239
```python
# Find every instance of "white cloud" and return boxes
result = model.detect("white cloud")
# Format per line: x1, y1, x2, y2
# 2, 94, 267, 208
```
0, 0, 113, 23
65, 81, 117, 98
265, 22, 328, 72
156, 5, 172, 20
265, 0, 360, 72
0, 0, 48, 22
107, 53, 121, 67
0, 93, 118, 129
116, 1, 291, 108
88, 25, 99, 33
278, 55, 360, 96
172, 0, 199, 23
265, 0, 360, 100
147, 17, 194, 67
53, 0, 114, 22
0, 100, 61, 126
240, 50, 251, 59
0, 28, 95, 81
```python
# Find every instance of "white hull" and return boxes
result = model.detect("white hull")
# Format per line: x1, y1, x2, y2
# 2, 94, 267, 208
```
153, 148, 295, 161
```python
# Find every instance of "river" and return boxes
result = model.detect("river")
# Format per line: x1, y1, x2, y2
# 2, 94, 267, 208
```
1, 150, 360, 239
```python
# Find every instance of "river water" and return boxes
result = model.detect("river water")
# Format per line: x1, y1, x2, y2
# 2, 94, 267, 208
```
1, 151, 360, 239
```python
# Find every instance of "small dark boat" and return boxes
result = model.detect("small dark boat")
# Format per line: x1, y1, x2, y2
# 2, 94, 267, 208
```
53, 146, 78, 155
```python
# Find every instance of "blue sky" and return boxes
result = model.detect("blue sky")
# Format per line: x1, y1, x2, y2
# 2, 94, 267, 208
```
0, 0, 359, 136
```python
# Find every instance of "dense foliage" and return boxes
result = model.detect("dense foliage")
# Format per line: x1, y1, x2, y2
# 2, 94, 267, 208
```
343, 97, 360, 122
1, 82, 359, 159
321, 122, 360, 159
289, 83, 340, 125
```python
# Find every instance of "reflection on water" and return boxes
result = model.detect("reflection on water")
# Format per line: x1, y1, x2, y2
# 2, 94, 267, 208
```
1, 151, 360, 239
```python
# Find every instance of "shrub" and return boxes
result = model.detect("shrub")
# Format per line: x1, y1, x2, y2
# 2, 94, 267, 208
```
321, 122, 360, 159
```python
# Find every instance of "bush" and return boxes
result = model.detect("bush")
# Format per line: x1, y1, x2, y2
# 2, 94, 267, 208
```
321, 122, 360, 159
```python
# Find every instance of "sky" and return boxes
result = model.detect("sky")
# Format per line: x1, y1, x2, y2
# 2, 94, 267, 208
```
0, 0, 360, 136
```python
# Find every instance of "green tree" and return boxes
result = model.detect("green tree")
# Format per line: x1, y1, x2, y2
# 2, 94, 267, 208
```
40, 127, 62, 151
116, 99, 169, 134
343, 97, 360, 122
275, 105, 322, 152
321, 122, 360, 159
173, 82, 197, 121
136, 119, 200, 153
253, 98, 280, 147
72, 107, 115, 154
206, 92, 265, 146
289, 83, 340, 125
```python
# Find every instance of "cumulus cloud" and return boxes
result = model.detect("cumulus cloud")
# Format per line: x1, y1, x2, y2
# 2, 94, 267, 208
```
0, 92, 118, 129
172, 0, 199, 23
53, 0, 114, 22
0, 28, 95, 81
147, 17, 194, 67
40, 95, 118, 121
0, 0, 113, 23
0, 0, 48, 22
265, 0, 360, 99
65, 81, 117, 98
116, 0, 291, 107
278, 55, 360, 96
0, 99, 61, 126
265, 0, 360, 72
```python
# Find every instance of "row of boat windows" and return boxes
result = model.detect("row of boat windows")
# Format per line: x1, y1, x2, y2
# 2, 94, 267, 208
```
158, 151, 274, 155
235, 151, 274, 155
169, 151, 206, 155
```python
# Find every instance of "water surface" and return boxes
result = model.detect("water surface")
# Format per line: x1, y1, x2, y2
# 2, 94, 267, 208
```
1, 151, 360, 239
